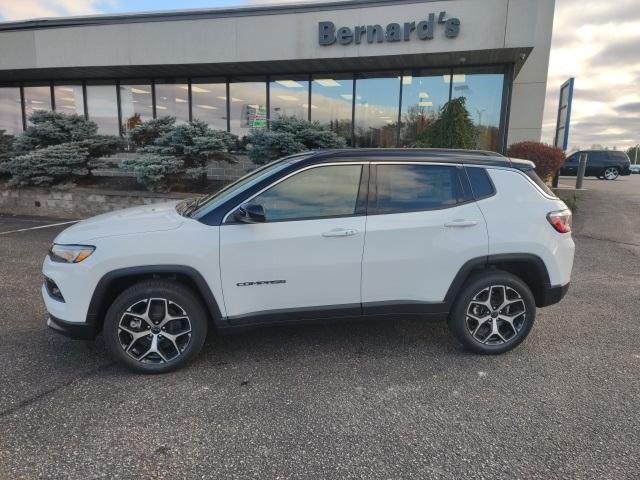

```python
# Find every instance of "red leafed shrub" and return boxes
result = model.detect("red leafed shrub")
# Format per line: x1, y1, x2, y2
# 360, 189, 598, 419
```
507, 141, 566, 181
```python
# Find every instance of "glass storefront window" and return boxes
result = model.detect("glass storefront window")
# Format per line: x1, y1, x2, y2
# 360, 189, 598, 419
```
451, 67, 504, 151
54, 84, 84, 117
0, 87, 23, 134
119, 82, 153, 136
23, 85, 52, 122
86, 83, 119, 135
191, 80, 227, 131
270, 76, 309, 122
353, 73, 401, 148
311, 75, 353, 144
399, 71, 451, 147
155, 81, 189, 123
229, 79, 267, 138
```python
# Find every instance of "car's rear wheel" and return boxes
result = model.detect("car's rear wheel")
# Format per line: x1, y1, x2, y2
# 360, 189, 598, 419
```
603, 167, 619, 180
448, 271, 536, 354
103, 280, 207, 373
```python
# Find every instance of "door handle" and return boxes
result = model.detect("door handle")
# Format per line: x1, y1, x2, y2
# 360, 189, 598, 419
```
322, 228, 358, 237
444, 220, 478, 228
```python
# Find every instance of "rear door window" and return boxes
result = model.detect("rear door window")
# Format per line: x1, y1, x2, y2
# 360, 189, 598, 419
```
371, 164, 465, 214
587, 152, 606, 165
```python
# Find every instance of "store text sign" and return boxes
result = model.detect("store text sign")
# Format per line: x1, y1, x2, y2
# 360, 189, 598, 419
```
319, 12, 460, 46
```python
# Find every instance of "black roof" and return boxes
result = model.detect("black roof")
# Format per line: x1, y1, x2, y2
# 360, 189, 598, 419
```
287, 148, 533, 169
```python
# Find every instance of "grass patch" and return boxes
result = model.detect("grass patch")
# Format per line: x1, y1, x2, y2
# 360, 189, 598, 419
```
553, 189, 579, 213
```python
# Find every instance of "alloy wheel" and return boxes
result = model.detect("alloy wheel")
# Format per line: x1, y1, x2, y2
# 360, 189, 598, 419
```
465, 285, 527, 345
604, 167, 619, 180
117, 298, 192, 364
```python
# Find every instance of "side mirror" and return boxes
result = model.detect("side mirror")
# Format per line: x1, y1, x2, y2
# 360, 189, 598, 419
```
235, 203, 266, 223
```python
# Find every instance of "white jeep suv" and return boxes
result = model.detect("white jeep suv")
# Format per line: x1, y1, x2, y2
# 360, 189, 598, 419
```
43, 149, 574, 373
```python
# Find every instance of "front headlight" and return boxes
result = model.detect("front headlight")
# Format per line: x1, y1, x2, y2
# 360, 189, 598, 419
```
49, 244, 95, 263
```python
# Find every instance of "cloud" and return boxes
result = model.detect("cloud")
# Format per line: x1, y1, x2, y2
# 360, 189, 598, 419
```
0, 0, 117, 21
541, 0, 640, 150
617, 102, 640, 114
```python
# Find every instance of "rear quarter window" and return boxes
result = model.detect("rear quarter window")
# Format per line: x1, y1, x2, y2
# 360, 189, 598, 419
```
465, 167, 495, 200
608, 151, 630, 163
523, 168, 556, 197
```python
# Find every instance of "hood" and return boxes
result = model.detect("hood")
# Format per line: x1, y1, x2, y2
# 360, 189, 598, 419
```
54, 201, 185, 244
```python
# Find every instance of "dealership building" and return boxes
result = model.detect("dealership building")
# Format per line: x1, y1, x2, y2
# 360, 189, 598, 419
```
0, 0, 554, 154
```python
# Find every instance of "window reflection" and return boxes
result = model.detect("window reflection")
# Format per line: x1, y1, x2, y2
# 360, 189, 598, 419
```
0, 87, 23, 134
373, 165, 461, 214
311, 75, 353, 144
24, 85, 52, 122
270, 77, 309, 121
191, 81, 227, 131
54, 84, 84, 117
400, 72, 450, 147
120, 82, 153, 135
253, 165, 362, 221
86, 83, 119, 135
155, 81, 189, 123
451, 68, 504, 151
229, 80, 267, 137
354, 74, 400, 148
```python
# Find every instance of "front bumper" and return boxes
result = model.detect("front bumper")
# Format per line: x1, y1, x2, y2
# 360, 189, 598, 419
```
47, 315, 98, 340
539, 282, 570, 307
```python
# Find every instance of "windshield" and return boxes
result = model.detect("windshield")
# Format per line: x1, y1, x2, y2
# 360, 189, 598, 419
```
177, 158, 292, 218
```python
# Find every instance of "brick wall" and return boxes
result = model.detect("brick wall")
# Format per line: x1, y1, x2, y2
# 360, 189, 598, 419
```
0, 187, 193, 219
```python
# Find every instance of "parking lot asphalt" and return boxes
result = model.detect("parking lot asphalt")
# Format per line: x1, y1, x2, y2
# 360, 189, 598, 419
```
1, 176, 639, 479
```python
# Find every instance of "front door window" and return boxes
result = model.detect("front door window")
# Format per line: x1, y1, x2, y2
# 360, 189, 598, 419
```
251, 164, 363, 221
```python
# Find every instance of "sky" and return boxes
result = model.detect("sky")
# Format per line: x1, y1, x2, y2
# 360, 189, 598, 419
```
0, 0, 638, 151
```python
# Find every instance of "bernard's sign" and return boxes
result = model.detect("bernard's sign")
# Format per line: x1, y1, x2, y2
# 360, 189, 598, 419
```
319, 11, 460, 46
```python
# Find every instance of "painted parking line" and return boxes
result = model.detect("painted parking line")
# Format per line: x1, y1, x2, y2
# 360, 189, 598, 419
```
0, 220, 79, 236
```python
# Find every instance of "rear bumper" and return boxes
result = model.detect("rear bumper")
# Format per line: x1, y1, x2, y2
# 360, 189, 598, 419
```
47, 315, 97, 340
539, 282, 570, 307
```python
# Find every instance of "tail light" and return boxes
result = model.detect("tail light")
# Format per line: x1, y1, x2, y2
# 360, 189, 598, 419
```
547, 209, 572, 233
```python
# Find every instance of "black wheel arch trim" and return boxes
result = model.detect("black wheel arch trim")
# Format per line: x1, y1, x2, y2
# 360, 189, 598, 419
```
82, 256, 561, 339
444, 253, 555, 308
86, 265, 225, 335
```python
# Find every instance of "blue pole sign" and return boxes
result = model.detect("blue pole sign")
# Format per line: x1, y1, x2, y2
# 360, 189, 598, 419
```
554, 78, 574, 151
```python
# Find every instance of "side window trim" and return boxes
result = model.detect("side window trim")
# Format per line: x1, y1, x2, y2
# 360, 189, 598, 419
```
222, 162, 368, 224
368, 162, 472, 216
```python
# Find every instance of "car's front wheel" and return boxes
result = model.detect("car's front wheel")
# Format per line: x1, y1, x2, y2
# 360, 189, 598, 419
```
603, 167, 619, 180
103, 280, 208, 373
448, 271, 536, 355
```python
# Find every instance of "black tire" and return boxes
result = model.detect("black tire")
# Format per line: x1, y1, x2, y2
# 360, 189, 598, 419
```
103, 279, 208, 373
448, 271, 536, 355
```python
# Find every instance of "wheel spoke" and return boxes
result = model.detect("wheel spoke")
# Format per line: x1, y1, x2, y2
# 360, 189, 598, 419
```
472, 318, 492, 338
467, 313, 490, 324
498, 313, 524, 335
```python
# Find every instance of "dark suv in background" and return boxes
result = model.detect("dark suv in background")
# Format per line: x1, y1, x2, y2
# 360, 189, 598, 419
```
560, 150, 631, 180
